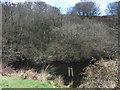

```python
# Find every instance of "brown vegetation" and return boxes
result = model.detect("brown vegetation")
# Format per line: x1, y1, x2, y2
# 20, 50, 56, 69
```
79, 58, 118, 88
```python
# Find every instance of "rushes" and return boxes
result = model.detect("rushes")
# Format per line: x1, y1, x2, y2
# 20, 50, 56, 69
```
37, 69, 50, 82
0, 65, 65, 88
53, 75, 64, 87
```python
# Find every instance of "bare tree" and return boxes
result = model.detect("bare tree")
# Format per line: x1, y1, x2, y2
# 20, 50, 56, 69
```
2, 1, 61, 64
106, 2, 119, 15
68, 1, 100, 16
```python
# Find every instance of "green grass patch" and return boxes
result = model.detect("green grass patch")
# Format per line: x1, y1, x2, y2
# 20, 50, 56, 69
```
0, 74, 54, 88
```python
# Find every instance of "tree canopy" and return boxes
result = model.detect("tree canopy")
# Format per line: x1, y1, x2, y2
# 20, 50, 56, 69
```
2, 1, 118, 65
67, 1, 100, 16
106, 2, 119, 15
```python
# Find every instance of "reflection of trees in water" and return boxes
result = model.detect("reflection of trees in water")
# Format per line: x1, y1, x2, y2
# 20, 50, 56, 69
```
51, 61, 90, 87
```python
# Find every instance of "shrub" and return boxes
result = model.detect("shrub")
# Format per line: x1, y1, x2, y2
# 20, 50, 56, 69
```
45, 18, 117, 62
79, 58, 118, 88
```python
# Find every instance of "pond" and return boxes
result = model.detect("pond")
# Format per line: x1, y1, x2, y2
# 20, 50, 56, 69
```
6, 59, 91, 88
48, 60, 90, 87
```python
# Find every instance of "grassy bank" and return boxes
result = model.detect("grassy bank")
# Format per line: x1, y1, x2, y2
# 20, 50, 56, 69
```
0, 74, 54, 88
0, 57, 119, 89
0, 66, 67, 89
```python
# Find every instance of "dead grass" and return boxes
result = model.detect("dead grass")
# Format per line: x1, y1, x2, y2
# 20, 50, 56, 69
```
79, 58, 118, 88
1, 57, 118, 88
19, 69, 38, 80
37, 69, 50, 82
0, 65, 65, 88
0, 66, 17, 77
53, 75, 64, 87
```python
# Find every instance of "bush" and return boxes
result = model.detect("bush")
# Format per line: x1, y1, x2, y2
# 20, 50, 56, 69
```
79, 58, 118, 88
45, 18, 117, 62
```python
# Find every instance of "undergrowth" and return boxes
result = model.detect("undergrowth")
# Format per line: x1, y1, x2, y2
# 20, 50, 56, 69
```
0, 57, 119, 88
79, 58, 118, 88
0, 65, 66, 88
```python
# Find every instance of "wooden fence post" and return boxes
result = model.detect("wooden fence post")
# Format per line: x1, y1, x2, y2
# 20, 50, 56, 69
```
71, 68, 73, 77
68, 67, 74, 77
68, 67, 70, 77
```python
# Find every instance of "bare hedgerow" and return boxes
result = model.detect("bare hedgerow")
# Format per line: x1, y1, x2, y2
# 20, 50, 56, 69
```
45, 18, 117, 62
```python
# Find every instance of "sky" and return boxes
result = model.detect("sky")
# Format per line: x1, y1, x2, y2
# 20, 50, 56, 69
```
1, 0, 120, 15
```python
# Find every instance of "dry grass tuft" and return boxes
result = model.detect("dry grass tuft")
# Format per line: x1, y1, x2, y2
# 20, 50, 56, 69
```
37, 65, 54, 82
53, 75, 64, 87
37, 69, 50, 82
0, 66, 17, 77
20, 69, 38, 80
